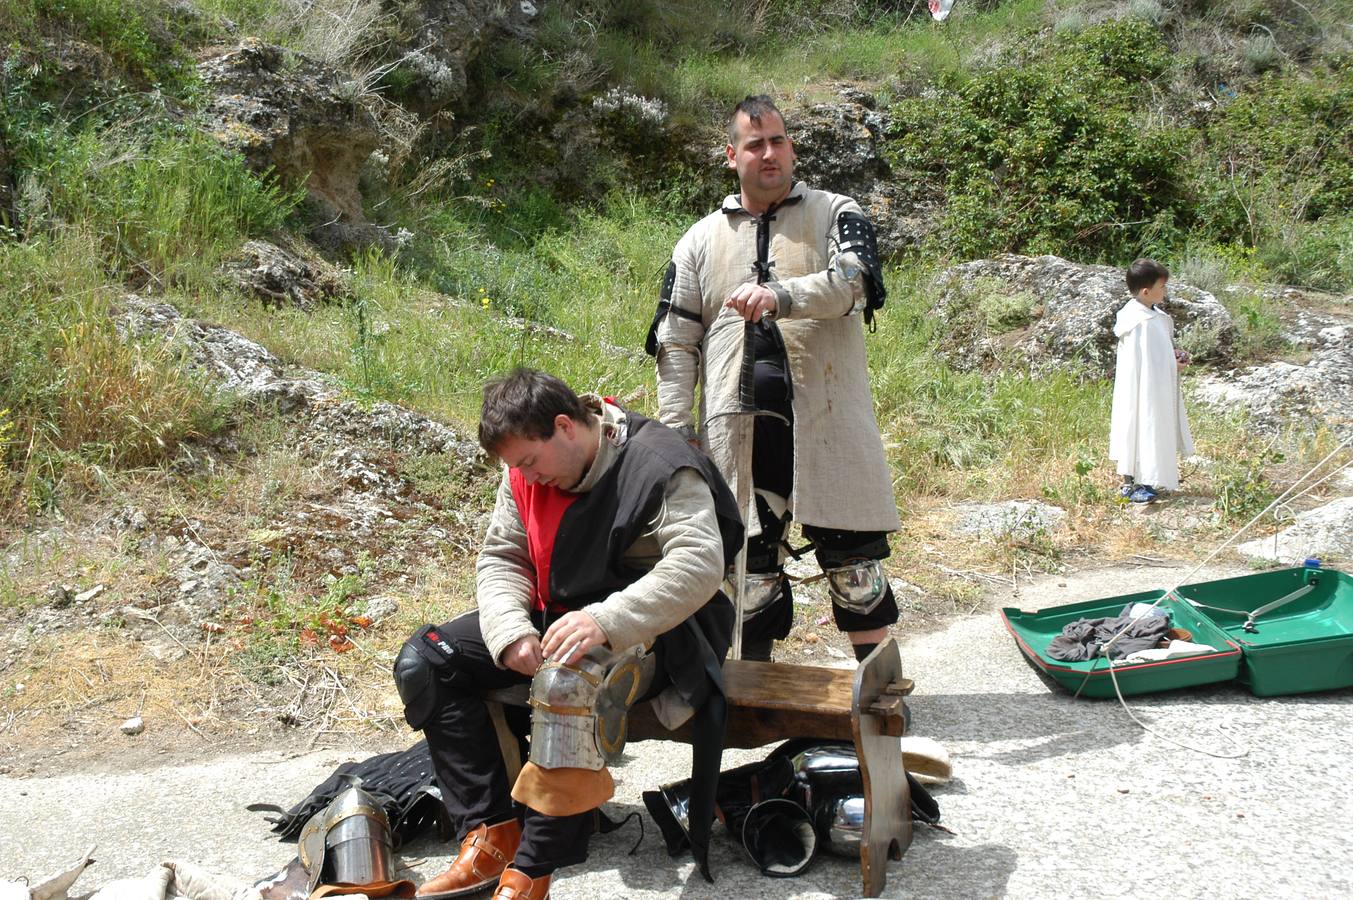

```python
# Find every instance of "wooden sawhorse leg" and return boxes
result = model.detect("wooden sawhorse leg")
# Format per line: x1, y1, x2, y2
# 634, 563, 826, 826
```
852, 637, 913, 897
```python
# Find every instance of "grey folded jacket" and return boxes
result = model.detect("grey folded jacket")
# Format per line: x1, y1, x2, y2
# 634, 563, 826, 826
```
1046, 608, 1171, 662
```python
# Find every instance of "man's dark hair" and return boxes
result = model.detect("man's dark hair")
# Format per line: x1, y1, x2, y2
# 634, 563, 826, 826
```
1125, 258, 1170, 294
728, 94, 786, 144
478, 368, 590, 454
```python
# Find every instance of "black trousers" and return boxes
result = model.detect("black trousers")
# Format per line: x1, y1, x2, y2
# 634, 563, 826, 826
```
416, 611, 671, 873
417, 611, 592, 872
745, 351, 899, 646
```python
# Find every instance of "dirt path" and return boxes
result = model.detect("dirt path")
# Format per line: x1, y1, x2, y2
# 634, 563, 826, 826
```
7, 559, 1353, 898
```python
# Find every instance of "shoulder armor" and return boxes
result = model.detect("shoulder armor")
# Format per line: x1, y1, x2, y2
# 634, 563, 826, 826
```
836, 211, 886, 327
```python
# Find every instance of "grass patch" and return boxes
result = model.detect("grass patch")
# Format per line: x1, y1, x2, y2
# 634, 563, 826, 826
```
0, 230, 234, 515
25, 123, 302, 286
2, 0, 197, 88
868, 264, 1114, 500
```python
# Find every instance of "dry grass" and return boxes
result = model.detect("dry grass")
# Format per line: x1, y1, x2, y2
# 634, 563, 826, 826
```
54, 321, 230, 468
0, 413, 494, 748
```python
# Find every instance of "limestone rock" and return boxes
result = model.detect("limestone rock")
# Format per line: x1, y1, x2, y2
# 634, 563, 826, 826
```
931, 255, 1236, 375
384, 0, 538, 117
40, 38, 120, 105
197, 39, 385, 252
951, 500, 1067, 540
222, 240, 349, 310
73, 585, 106, 605
116, 297, 481, 462
1193, 344, 1353, 438
362, 595, 400, 623
1236, 497, 1353, 565
789, 90, 942, 253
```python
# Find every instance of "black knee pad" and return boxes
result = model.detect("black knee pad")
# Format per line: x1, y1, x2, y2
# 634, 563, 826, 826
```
393, 624, 466, 731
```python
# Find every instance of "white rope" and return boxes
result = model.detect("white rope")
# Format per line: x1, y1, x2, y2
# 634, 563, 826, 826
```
1161, 437, 1353, 598
1095, 433, 1353, 660
1102, 657, 1250, 758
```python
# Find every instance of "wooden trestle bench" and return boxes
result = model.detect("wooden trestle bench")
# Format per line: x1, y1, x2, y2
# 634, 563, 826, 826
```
483, 637, 914, 897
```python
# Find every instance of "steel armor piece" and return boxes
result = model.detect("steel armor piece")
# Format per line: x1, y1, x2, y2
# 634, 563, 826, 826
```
824, 558, 889, 615
528, 644, 656, 770
298, 786, 396, 892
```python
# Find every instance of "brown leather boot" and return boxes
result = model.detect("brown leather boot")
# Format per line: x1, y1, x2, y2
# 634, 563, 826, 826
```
491, 869, 550, 900
416, 819, 522, 899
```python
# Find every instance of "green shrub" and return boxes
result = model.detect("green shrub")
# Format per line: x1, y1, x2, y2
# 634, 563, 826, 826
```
1190, 64, 1352, 289
5, 0, 196, 88
891, 18, 1189, 262
1213, 448, 1280, 523
1127, 0, 1167, 26
1242, 33, 1282, 73
1218, 288, 1288, 359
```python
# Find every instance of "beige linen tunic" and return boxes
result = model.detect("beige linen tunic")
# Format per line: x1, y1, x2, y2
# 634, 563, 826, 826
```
474, 397, 726, 667
653, 182, 900, 534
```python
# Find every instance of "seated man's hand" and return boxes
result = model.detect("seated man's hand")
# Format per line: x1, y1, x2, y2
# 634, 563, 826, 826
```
541, 611, 608, 664
501, 633, 544, 677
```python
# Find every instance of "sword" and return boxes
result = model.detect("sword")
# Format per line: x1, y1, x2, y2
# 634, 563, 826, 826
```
708, 205, 787, 661
708, 314, 784, 661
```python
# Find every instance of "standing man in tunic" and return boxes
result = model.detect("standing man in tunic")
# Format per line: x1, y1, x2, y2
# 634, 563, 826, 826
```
645, 94, 901, 663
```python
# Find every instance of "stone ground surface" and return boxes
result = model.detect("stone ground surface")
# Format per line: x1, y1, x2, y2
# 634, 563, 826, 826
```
5, 561, 1351, 899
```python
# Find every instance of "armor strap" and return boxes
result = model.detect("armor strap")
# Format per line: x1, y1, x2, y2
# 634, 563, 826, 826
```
465, 828, 513, 868
645, 261, 700, 356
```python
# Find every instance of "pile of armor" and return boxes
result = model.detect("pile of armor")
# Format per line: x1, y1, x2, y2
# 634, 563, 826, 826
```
644, 738, 940, 878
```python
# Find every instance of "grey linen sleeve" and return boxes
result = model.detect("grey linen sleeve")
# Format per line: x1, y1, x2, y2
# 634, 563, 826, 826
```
768, 197, 869, 320
474, 471, 540, 666
654, 237, 706, 430
582, 468, 725, 652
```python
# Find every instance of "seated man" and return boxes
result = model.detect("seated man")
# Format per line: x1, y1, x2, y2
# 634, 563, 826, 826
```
394, 368, 742, 900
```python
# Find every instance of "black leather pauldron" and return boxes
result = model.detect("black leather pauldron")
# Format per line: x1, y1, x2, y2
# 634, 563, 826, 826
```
836, 211, 886, 328
644, 260, 700, 356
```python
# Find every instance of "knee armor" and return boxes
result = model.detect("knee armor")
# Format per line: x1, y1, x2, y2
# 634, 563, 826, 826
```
825, 559, 889, 616
727, 570, 786, 622
528, 644, 656, 771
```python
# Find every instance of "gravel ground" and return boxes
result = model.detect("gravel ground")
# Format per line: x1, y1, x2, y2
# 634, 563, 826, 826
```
6, 562, 1352, 899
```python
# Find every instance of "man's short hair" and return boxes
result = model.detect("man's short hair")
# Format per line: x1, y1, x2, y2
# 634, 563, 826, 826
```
478, 368, 590, 454
728, 94, 786, 145
1125, 258, 1170, 294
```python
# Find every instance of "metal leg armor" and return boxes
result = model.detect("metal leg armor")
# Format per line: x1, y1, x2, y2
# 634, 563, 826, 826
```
824, 558, 890, 616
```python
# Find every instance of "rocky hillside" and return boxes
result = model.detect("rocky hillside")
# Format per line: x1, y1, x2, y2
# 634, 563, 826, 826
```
1, 0, 1350, 759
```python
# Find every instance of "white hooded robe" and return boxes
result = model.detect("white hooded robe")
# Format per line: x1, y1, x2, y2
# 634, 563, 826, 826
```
1109, 300, 1194, 490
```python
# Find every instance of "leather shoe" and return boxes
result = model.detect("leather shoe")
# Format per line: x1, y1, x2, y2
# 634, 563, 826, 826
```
491, 869, 551, 900
416, 819, 521, 899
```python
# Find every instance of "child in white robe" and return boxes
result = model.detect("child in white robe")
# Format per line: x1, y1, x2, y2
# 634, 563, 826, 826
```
1109, 258, 1194, 503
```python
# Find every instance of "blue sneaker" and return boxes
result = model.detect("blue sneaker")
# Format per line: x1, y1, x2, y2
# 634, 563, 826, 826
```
1128, 485, 1158, 504
1118, 482, 1137, 498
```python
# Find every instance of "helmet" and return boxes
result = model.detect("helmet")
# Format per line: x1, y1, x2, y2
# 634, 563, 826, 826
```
298, 786, 413, 897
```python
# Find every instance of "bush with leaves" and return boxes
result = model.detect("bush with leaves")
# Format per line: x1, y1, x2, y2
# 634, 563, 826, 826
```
891, 18, 1191, 262
1189, 61, 1353, 289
